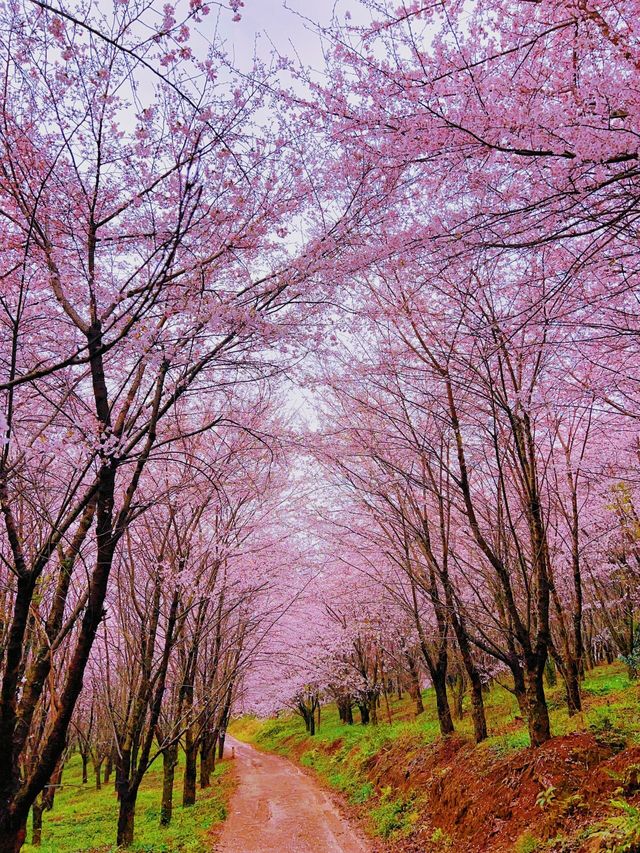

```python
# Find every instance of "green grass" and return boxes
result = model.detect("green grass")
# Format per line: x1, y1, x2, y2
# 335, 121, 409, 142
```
18, 663, 638, 850
369, 788, 418, 838
23, 751, 233, 852
231, 662, 640, 840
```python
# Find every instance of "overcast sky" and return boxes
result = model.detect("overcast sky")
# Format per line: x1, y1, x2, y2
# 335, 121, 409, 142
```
204, 1, 374, 427
216, 1, 369, 72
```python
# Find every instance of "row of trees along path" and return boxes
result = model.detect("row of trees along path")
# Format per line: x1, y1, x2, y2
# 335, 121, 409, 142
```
2, 0, 640, 851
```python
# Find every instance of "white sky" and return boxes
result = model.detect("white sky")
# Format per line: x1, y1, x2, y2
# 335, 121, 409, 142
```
217, 0, 369, 71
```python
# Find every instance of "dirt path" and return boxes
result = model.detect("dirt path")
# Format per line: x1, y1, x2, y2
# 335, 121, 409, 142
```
216, 736, 371, 853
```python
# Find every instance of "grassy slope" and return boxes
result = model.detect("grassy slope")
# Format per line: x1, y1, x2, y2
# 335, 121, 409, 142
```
230, 662, 640, 850
23, 751, 234, 853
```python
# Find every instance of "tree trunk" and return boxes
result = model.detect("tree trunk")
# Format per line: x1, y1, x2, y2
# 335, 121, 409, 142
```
218, 729, 226, 760
338, 698, 353, 724
358, 703, 369, 725
115, 753, 129, 802
160, 744, 178, 827
45, 765, 63, 811
406, 652, 424, 716
445, 591, 487, 741
415, 606, 454, 737
104, 751, 112, 785
568, 461, 585, 700
0, 347, 123, 853
345, 702, 353, 725
550, 607, 582, 716
469, 673, 488, 743
584, 644, 594, 670
94, 760, 103, 791
382, 684, 393, 725
564, 659, 582, 715
183, 737, 197, 807
525, 664, 551, 747
200, 735, 211, 789
432, 670, 455, 736
31, 801, 43, 847
116, 792, 136, 848
0, 821, 27, 853
551, 639, 582, 714
511, 660, 528, 717
81, 752, 89, 784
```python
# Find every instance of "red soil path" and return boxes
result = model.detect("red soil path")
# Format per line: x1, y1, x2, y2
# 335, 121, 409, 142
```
216, 737, 371, 853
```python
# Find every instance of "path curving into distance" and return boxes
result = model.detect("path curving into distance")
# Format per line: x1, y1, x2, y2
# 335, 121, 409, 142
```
216, 736, 371, 853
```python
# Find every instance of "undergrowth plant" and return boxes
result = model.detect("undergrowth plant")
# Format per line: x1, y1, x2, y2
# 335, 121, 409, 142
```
589, 798, 640, 853
370, 787, 418, 838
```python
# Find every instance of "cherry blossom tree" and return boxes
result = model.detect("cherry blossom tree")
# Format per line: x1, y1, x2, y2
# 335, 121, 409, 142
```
0, 0, 369, 846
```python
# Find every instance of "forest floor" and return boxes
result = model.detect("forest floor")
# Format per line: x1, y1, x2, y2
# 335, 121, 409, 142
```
215, 735, 370, 852
230, 662, 640, 852
22, 750, 235, 852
